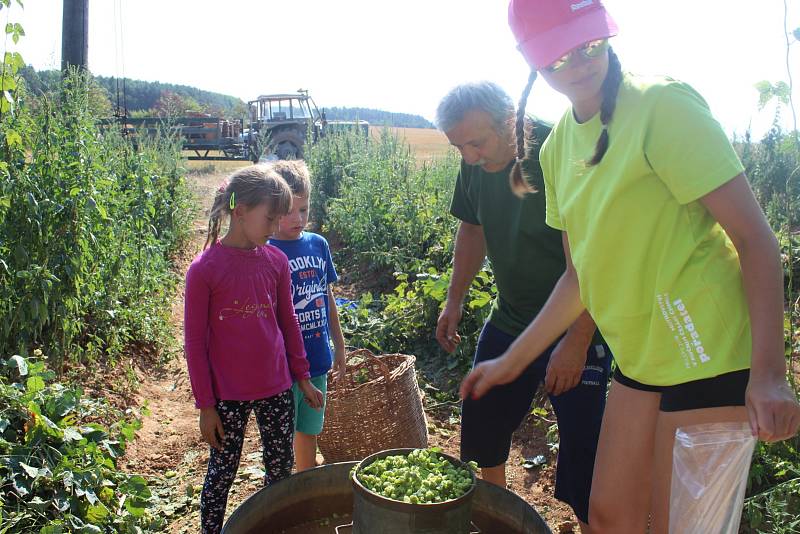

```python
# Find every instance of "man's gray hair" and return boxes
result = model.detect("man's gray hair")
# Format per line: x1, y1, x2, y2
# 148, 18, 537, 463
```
435, 81, 515, 134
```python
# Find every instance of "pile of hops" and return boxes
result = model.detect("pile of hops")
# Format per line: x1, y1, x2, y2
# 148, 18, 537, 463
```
355, 448, 477, 504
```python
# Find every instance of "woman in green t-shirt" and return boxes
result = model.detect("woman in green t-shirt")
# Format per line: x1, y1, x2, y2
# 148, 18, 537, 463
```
460, 0, 800, 532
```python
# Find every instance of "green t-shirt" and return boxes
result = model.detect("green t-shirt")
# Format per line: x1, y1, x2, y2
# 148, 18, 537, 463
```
541, 74, 750, 386
450, 120, 569, 337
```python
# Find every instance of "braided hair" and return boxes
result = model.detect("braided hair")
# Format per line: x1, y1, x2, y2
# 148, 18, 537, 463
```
510, 70, 539, 197
510, 46, 623, 198
588, 47, 622, 166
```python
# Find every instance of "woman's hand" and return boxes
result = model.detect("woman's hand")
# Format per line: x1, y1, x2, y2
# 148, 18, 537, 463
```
459, 355, 520, 401
199, 407, 225, 451
745, 373, 800, 442
298, 379, 325, 410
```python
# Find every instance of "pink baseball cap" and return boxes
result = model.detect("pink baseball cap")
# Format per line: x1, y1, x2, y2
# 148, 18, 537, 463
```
508, 0, 619, 70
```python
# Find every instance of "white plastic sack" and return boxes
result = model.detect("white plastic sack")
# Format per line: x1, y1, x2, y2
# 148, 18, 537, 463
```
669, 421, 756, 534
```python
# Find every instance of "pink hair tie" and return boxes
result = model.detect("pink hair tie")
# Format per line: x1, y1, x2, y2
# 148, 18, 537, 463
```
217, 179, 229, 193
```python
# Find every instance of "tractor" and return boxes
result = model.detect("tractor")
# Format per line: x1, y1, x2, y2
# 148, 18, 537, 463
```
247, 91, 321, 160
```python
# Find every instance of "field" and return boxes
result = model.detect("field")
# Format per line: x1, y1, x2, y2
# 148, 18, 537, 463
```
370, 126, 455, 162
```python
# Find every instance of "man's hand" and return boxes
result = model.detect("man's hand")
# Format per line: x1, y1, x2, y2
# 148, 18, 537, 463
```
544, 336, 588, 396
298, 379, 325, 410
436, 302, 463, 353
199, 407, 225, 451
332, 347, 347, 383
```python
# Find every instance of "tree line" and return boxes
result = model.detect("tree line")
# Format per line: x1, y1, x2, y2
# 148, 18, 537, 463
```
18, 67, 434, 128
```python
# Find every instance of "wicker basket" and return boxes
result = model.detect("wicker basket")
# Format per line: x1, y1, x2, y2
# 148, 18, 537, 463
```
318, 349, 429, 463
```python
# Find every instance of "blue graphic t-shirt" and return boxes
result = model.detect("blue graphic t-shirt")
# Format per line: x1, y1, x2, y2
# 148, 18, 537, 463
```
269, 232, 338, 378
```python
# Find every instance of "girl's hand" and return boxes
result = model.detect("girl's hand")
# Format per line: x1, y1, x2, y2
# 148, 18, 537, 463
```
298, 379, 324, 410
199, 407, 225, 451
332, 348, 346, 383
459, 355, 519, 401
745, 374, 800, 442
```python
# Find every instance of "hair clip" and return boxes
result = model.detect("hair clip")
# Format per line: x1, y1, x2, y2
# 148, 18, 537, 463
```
229, 191, 236, 210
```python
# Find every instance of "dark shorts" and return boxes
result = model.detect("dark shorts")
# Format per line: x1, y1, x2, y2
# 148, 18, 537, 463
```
460, 321, 611, 524
613, 367, 749, 412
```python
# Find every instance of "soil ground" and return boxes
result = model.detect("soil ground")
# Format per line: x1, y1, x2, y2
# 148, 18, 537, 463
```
119, 157, 580, 533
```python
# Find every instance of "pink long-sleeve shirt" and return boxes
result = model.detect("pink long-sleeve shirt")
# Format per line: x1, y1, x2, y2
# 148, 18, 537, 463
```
184, 242, 310, 409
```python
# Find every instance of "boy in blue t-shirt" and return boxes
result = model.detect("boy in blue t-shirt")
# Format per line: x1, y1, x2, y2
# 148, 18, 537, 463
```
268, 160, 346, 471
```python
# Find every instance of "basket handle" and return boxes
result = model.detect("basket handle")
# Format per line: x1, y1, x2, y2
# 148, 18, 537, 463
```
346, 348, 392, 382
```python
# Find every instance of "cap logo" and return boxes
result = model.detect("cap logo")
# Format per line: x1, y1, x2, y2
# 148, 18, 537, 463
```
571, 0, 594, 12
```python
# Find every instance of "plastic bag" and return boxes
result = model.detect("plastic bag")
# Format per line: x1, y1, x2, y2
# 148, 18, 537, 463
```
669, 421, 756, 534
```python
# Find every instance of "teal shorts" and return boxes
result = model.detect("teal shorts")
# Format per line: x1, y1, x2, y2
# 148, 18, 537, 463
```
292, 374, 328, 435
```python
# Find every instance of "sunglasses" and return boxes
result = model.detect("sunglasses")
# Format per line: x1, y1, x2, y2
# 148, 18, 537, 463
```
544, 39, 609, 73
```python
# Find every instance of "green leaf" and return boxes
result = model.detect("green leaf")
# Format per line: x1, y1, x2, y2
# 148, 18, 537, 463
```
40, 523, 65, 534
12, 475, 30, 496
7, 354, 28, 376
120, 475, 151, 499
5, 129, 21, 147
63, 426, 83, 442
85, 502, 109, 523
26, 375, 45, 394
19, 462, 39, 478
28, 496, 50, 512
0, 75, 16, 91
0, 90, 13, 114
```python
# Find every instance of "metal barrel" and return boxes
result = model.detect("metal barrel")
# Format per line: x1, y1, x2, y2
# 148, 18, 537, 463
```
221, 460, 552, 534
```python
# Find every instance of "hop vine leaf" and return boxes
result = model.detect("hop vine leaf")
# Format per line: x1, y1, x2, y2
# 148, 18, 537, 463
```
755, 80, 790, 110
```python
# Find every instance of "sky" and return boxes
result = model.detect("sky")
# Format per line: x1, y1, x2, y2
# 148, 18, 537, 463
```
7, 0, 800, 138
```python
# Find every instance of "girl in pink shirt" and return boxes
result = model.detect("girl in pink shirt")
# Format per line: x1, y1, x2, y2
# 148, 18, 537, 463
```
184, 165, 323, 534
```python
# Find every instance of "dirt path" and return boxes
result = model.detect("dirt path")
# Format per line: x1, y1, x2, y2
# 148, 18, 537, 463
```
121, 165, 576, 533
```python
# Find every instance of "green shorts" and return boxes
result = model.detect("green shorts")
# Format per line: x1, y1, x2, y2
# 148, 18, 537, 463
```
292, 374, 328, 435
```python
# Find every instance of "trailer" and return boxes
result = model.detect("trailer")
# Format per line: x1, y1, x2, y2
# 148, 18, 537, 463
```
108, 91, 369, 162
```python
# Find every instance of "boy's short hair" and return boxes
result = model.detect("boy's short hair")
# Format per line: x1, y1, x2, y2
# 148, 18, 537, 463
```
270, 160, 311, 197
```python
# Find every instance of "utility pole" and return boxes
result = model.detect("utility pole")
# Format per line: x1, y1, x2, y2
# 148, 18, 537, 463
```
61, 0, 88, 72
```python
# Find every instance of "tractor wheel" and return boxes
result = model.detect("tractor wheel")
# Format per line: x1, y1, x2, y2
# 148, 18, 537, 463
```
269, 130, 305, 160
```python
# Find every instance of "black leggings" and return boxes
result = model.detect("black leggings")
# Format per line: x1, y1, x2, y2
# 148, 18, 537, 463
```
201, 390, 294, 534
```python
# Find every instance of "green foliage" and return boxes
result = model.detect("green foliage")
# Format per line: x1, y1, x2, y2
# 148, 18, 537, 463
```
0, 68, 193, 368
0, 353, 162, 532
742, 437, 800, 533
337, 267, 494, 372
308, 128, 495, 372
309, 128, 459, 275
738, 122, 800, 232
755, 81, 791, 110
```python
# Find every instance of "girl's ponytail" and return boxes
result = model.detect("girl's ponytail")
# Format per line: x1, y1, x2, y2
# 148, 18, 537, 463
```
204, 184, 230, 250
588, 47, 622, 166
510, 70, 538, 197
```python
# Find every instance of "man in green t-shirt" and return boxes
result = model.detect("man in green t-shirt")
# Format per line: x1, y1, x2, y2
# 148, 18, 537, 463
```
435, 81, 610, 529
